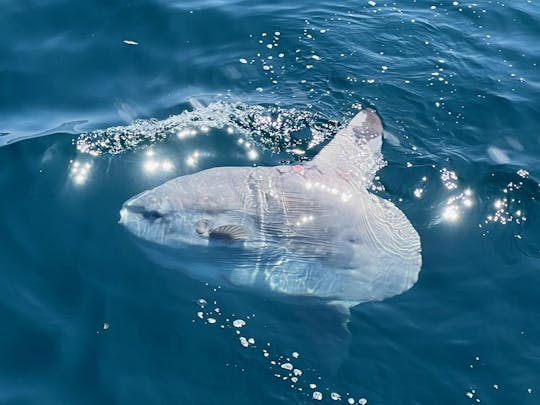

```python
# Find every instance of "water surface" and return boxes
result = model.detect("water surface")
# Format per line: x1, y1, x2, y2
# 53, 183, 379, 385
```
1, 0, 539, 403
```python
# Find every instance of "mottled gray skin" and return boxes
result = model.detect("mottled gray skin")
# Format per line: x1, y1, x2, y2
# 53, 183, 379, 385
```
120, 110, 422, 312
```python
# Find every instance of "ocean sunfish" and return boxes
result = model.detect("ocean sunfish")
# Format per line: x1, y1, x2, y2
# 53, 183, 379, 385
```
120, 109, 422, 315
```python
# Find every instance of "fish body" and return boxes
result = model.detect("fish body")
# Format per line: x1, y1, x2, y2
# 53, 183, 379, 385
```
120, 109, 422, 310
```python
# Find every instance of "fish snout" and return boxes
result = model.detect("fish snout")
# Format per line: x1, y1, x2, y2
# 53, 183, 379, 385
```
119, 196, 170, 227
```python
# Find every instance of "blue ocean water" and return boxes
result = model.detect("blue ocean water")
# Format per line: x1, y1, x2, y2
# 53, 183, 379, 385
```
1, 0, 539, 403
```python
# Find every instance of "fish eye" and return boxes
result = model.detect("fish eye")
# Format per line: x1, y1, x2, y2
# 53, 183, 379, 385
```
196, 219, 210, 236
142, 209, 163, 221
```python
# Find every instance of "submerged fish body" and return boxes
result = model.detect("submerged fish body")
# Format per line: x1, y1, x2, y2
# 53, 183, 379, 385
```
120, 109, 422, 311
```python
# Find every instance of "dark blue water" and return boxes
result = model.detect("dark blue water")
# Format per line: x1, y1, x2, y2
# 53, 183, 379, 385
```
1, 1, 539, 403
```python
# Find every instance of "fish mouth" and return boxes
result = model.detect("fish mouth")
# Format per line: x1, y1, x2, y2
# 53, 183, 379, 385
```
119, 207, 129, 225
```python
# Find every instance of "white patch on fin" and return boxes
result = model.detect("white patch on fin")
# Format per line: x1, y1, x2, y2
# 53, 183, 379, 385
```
383, 129, 400, 146
209, 225, 249, 241
327, 300, 356, 331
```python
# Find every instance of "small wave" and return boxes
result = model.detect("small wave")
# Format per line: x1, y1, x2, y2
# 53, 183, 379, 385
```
76, 101, 341, 156
0, 120, 88, 147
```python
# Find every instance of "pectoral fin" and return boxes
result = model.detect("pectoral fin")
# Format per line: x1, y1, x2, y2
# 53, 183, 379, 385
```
209, 225, 249, 241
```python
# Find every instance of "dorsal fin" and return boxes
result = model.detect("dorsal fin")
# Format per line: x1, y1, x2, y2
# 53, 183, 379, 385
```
313, 109, 384, 191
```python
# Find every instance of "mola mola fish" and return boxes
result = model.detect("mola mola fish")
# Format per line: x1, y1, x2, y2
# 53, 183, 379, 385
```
120, 109, 422, 317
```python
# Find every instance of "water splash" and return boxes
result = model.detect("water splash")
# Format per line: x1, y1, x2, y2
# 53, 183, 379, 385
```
76, 101, 341, 156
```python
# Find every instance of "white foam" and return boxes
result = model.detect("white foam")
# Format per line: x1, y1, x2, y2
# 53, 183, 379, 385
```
77, 101, 340, 156
239, 336, 249, 347
281, 362, 293, 370
233, 319, 246, 328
